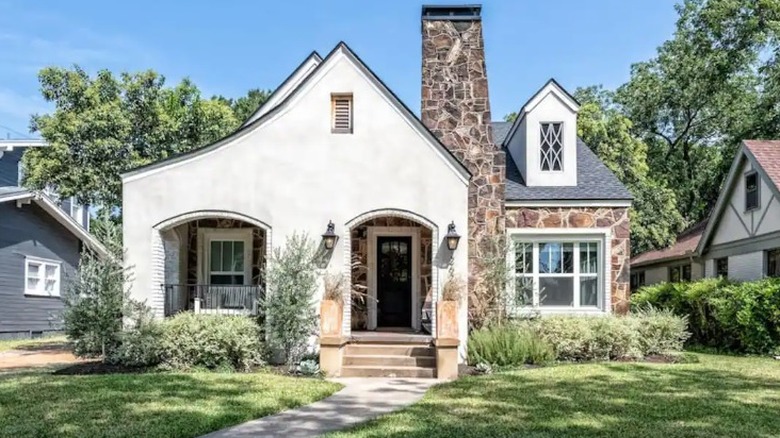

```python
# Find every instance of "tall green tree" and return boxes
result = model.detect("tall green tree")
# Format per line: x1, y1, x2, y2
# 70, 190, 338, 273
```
216, 88, 272, 123
22, 67, 241, 210
574, 86, 686, 254
615, 0, 779, 222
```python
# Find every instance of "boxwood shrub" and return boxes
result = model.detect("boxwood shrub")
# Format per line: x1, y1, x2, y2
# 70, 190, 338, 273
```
632, 277, 780, 354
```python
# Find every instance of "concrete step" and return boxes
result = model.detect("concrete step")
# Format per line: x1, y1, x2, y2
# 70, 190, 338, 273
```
349, 333, 433, 345
340, 365, 436, 378
343, 354, 436, 368
344, 344, 435, 357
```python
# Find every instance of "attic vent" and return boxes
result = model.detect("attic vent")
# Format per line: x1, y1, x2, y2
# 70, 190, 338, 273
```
540, 122, 563, 171
331, 94, 353, 133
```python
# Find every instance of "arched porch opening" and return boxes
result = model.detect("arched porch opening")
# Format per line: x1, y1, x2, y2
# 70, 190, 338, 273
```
151, 211, 271, 317
343, 209, 439, 336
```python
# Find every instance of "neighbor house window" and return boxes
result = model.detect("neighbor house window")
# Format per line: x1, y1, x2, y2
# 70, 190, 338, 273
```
715, 257, 728, 278
670, 264, 691, 282
767, 249, 780, 278
70, 197, 84, 225
25, 257, 61, 297
630, 271, 645, 291
510, 239, 602, 309
331, 94, 353, 133
745, 171, 759, 211
540, 122, 563, 171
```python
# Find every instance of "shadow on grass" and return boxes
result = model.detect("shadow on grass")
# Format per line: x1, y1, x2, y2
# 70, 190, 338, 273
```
334, 361, 780, 438
0, 371, 338, 438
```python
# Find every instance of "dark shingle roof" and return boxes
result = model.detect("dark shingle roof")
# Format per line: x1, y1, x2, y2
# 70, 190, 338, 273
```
491, 121, 633, 201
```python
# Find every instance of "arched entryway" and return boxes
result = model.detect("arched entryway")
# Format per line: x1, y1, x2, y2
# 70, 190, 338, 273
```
151, 210, 271, 318
343, 209, 439, 336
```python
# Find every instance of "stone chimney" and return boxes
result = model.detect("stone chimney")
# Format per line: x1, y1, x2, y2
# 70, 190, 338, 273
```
421, 5, 505, 292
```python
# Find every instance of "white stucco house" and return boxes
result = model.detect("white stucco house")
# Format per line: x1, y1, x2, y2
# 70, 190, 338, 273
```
631, 140, 780, 287
122, 5, 632, 377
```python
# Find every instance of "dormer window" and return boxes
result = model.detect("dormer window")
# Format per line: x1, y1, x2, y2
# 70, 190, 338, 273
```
745, 171, 759, 211
331, 94, 353, 133
540, 122, 563, 171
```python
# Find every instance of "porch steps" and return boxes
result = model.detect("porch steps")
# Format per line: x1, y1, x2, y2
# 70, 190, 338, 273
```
340, 339, 436, 378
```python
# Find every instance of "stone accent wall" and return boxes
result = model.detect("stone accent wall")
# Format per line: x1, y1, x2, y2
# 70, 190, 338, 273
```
506, 207, 631, 313
350, 217, 433, 330
421, 15, 506, 298
185, 218, 266, 286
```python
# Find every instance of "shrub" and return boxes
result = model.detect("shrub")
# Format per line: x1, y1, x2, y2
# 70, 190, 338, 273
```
160, 313, 264, 371
468, 325, 555, 367
265, 233, 320, 366
632, 278, 780, 354
527, 312, 689, 362
296, 359, 322, 376
62, 214, 143, 358
107, 304, 164, 367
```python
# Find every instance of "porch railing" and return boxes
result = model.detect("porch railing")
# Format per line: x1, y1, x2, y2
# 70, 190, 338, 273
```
163, 284, 264, 317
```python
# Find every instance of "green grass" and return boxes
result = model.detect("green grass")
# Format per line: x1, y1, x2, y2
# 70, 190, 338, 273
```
0, 336, 68, 352
329, 354, 780, 438
0, 370, 341, 438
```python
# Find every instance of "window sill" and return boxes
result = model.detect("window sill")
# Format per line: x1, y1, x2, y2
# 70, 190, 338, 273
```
24, 292, 61, 298
331, 128, 353, 134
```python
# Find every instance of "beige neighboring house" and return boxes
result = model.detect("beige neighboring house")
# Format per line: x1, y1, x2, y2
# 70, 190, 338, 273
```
121, 5, 632, 378
631, 140, 780, 288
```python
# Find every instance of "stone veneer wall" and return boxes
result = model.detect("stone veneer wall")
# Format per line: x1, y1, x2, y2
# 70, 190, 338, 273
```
506, 207, 631, 314
421, 14, 506, 298
350, 217, 433, 330
185, 218, 266, 286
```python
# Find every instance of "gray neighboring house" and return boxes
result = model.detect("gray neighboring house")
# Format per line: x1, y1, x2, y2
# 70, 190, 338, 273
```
0, 140, 107, 339
631, 140, 780, 287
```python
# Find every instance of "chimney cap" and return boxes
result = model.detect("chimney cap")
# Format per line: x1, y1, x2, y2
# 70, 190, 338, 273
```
421, 4, 482, 21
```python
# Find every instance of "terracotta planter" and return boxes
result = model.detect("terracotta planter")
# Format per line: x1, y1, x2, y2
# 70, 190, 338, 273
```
436, 300, 459, 340
320, 300, 343, 337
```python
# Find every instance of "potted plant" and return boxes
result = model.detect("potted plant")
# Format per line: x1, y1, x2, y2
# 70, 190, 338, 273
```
438, 266, 464, 340
321, 272, 344, 337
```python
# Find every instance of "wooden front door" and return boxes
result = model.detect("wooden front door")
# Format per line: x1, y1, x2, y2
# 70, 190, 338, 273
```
376, 236, 413, 327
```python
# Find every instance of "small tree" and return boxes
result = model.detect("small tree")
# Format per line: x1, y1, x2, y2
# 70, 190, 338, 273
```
265, 232, 319, 366
61, 211, 141, 358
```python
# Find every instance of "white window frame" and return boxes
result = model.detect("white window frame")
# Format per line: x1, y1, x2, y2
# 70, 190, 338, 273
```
196, 228, 253, 285
24, 256, 62, 297
70, 197, 84, 224
507, 228, 612, 315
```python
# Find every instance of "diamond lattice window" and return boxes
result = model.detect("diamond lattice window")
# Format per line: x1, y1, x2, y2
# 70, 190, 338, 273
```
540, 122, 563, 171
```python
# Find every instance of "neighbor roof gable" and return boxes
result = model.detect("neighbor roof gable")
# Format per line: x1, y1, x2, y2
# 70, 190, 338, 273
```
697, 141, 780, 254
123, 42, 471, 182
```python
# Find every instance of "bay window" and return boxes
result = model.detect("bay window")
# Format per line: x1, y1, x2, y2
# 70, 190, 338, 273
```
510, 236, 606, 312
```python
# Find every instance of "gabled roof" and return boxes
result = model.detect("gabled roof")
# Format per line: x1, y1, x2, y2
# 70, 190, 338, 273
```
0, 139, 47, 152
502, 78, 580, 147
697, 140, 780, 254
241, 51, 322, 126
0, 188, 109, 258
492, 121, 632, 202
631, 220, 707, 267
123, 42, 471, 182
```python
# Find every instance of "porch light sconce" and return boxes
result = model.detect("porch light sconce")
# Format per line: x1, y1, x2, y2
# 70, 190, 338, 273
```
322, 220, 338, 250
446, 221, 461, 251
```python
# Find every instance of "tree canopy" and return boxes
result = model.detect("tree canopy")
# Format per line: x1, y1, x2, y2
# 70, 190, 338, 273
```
22, 66, 269, 210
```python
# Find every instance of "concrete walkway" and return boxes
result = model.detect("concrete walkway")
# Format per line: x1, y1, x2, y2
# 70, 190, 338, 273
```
201, 377, 437, 438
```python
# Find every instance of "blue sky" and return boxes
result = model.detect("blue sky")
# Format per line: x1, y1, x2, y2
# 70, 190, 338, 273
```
0, 0, 678, 138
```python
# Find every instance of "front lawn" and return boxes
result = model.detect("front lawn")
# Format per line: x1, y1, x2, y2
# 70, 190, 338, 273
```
329, 354, 780, 438
0, 335, 68, 352
0, 370, 340, 438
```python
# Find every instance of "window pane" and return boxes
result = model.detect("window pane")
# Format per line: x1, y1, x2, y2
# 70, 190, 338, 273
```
221, 242, 234, 271
45, 280, 56, 293
210, 274, 244, 285
540, 243, 560, 273
514, 277, 534, 307
580, 242, 598, 274
580, 277, 598, 306
769, 249, 780, 277
28, 263, 40, 277
670, 266, 681, 283
682, 265, 692, 281
27, 278, 39, 290
562, 243, 573, 273
539, 277, 574, 306
210, 241, 221, 271
232, 241, 244, 271
45, 265, 57, 280
514, 242, 532, 274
